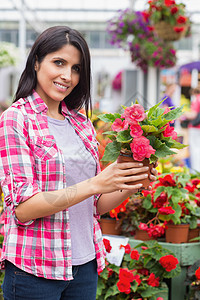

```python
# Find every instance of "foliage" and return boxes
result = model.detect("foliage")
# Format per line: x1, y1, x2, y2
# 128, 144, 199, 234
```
97, 239, 180, 300
138, 172, 200, 238
98, 101, 185, 164
0, 42, 19, 68
107, 9, 177, 72
147, 0, 190, 27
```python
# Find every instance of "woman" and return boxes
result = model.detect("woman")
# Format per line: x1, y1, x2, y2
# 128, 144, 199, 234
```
0, 26, 157, 300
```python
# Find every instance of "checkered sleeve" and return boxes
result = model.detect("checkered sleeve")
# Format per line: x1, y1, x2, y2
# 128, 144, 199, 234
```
0, 107, 41, 225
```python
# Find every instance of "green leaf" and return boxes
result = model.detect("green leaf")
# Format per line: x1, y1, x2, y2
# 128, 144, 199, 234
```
147, 99, 165, 118
101, 141, 121, 162
116, 130, 133, 143
105, 284, 120, 299
163, 105, 184, 121
141, 124, 158, 133
155, 144, 176, 158
98, 113, 121, 123
163, 136, 187, 150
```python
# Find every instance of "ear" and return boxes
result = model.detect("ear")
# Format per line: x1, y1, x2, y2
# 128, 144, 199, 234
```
34, 61, 39, 71
34, 56, 39, 71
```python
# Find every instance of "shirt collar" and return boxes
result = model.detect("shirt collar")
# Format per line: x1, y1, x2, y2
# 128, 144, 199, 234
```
26, 90, 87, 121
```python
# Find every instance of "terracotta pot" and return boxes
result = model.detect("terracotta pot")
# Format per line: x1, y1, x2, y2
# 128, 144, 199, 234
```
117, 151, 154, 189
99, 218, 121, 235
134, 229, 153, 241
188, 228, 200, 243
165, 223, 189, 244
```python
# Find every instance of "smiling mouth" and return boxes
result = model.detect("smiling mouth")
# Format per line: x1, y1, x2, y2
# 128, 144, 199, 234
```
54, 82, 69, 90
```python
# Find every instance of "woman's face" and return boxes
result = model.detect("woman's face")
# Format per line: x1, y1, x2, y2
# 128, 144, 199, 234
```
35, 44, 81, 107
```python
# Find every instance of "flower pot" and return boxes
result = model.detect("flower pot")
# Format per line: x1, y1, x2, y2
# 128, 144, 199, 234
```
117, 151, 154, 189
154, 21, 188, 41
188, 228, 200, 243
99, 218, 121, 235
165, 223, 189, 244
134, 229, 153, 241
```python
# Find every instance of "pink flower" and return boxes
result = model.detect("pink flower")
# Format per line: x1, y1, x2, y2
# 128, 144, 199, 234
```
130, 124, 143, 138
163, 124, 177, 140
112, 118, 128, 132
121, 104, 146, 124
130, 136, 156, 161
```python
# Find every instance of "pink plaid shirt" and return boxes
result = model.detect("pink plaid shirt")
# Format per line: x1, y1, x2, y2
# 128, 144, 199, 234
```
0, 91, 105, 280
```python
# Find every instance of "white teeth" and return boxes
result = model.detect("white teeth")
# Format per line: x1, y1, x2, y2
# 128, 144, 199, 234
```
54, 82, 68, 89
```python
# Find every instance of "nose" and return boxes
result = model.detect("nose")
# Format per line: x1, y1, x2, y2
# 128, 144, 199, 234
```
60, 67, 71, 81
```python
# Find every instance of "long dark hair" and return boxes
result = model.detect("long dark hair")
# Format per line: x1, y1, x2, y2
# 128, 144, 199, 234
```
14, 26, 92, 116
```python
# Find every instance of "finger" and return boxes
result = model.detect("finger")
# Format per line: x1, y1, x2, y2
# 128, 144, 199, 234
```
149, 174, 157, 181
123, 173, 149, 183
117, 161, 144, 169
120, 166, 149, 176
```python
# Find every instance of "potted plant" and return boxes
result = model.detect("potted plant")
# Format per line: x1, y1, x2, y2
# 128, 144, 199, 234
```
0, 41, 19, 68
107, 9, 177, 72
98, 101, 185, 189
139, 172, 200, 243
147, 0, 191, 41
97, 239, 180, 299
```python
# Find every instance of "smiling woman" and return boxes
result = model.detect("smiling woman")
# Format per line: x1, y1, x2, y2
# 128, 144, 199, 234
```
0, 25, 158, 300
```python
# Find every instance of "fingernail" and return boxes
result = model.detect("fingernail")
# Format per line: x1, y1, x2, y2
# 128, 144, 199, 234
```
144, 174, 148, 177
139, 163, 143, 166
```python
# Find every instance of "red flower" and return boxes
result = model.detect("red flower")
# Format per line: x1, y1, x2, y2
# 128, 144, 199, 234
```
174, 26, 184, 33
117, 280, 131, 294
138, 268, 149, 276
147, 224, 165, 238
185, 183, 196, 193
103, 238, 112, 253
132, 274, 141, 285
153, 191, 168, 208
120, 243, 131, 254
139, 222, 148, 231
130, 249, 140, 260
171, 6, 178, 14
147, 25, 155, 31
119, 268, 134, 282
195, 267, 200, 280
159, 174, 176, 187
147, 273, 160, 287
164, 0, 175, 6
177, 15, 187, 24
158, 206, 175, 215
159, 255, 179, 272
192, 179, 200, 186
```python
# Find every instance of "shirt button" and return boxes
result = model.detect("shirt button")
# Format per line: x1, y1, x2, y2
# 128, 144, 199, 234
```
6, 171, 10, 175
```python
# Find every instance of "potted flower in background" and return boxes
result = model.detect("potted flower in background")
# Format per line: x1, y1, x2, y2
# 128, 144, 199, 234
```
138, 172, 200, 243
147, 0, 191, 41
185, 259, 200, 299
98, 101, 185, 189
97, 239, 180, 300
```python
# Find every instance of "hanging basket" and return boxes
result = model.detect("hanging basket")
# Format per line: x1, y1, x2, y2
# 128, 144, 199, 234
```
154, 21, 188, 41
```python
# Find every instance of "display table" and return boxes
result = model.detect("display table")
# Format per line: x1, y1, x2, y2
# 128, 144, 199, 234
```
129, 238, 200, 300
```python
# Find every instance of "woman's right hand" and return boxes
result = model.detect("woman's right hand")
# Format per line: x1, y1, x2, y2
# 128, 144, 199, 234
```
91, 161, 149, 194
